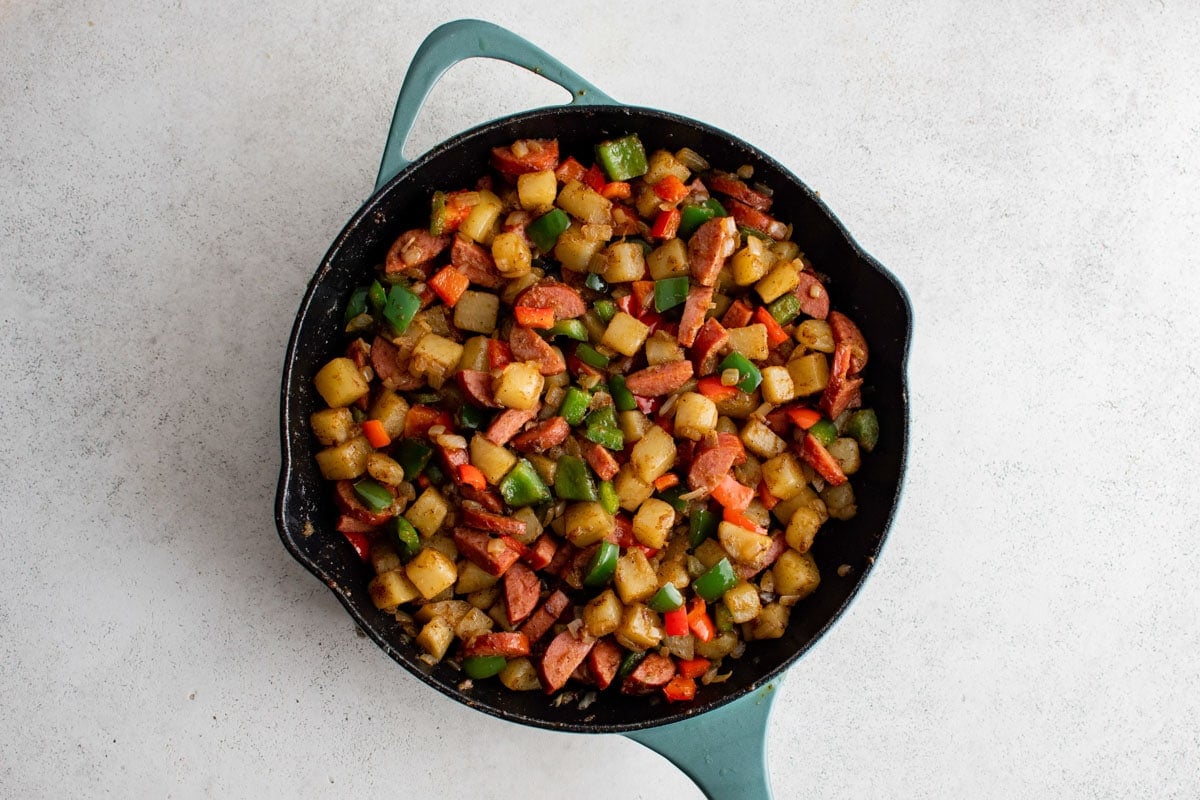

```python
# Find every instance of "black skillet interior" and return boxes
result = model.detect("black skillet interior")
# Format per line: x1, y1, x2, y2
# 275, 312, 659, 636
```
277, 104, 911, 733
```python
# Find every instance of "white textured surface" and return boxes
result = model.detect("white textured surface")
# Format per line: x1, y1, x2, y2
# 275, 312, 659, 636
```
3, 2, 1199, 797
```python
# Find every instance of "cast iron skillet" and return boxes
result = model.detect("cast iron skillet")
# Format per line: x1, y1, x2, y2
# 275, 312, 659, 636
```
276, 20, 911, 799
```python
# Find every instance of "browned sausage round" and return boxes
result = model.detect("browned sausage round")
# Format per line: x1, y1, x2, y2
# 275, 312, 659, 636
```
794, 272, 830, 320
452, 527, 522, 577
385, 228, 451, 274
708, 171, 773, 211
624, 361, 694, 396
582, 441, 620, 481
538, 631, 596, 694
456, 369, 501, 408
483, 406, 540, 446
621, 652, 676, 695
463, 631, 531, 658
515, 279, 587, 321
504, 562, 542, 626
370, 335, 404, 384
689, 318, 729, 376
334, 480, 392, 526
461, 507, 528, 538
510, 416, 571, 454
450, 234, 505, 289
828, 311, 868, 374
518, 589, 571, 644
521, 534, 558, 571
586, 638, 623, 691
688, 433, 742, 493
677, 284, 714, 347
509, 325, 567, 376
819, 343, 864, 420
688, 216, 736, 287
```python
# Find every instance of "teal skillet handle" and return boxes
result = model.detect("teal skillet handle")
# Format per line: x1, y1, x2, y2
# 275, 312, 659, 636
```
624, 683, 778, 800
375, 19, 617, 192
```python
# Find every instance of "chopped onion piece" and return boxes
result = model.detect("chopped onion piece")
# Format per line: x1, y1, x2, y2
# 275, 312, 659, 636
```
675, 147, 710, 173
721, 369, 740, 387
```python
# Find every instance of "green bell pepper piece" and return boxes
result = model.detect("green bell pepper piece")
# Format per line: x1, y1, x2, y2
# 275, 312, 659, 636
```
704, 197, 727, 217
617, 649, 647, 679
423, 462, 446, 485
718, 352, 763, 393
368, 280, 387, 313
429, 191, 453, 236
394, 439, 433, 478
548, 319, 588, 341
585, 272, 607, 293
382, 284, 420, 335
713, 602, 735, 633
498, 459, 551, 507
693, 558, 738, 602
353, 479, 393, 514
558, 386, 591, 426
462, 655, 507, 679
608, 375, 636, 412
593, 299, 616, 323
584, 424, 624, 451
456, 403, 491, 431
586, 406, 619, 431
647, 583, 685, 612
527, 208, 570, 252
845, 409, 880, 452
576, 343, 610, 370
595, 134, 648, 181
343, 286, 369, 325
688, 507, 718, 548
808, 418, 838, 448
660, 485, 687, 514
678, 204, 716, 238
739, 224, 773, 241
767, 294, 802, 326
654, 276, 690, 312
598, 480, 619, 515
391, 516, 421, 561
583, 540, 620, 587
554, 455, 598, 502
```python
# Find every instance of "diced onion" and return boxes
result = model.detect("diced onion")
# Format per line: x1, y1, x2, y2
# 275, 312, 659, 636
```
736, 164, 754, 179
436, 433, 468, 450
512, 140, 529, 158
721, 369, 740, 387
675, 147, 710, 172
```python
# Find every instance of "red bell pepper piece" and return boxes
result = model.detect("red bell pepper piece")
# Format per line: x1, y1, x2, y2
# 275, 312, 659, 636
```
614, 514, 636, 548
722, 299, 754, 328
404, 405, 453, 439
630, 280, 656, 316
554, 156, 586, 184
582, 164, 607, 193
652, 472, 679, 492
428, 266, 470, 307
457, 463, 488, 491
488, 339, 513, 369
696, 375, 738, 402
786, 406, 822, 430
360, 419, 391, 449
757, 479, 780, 511
341, 530, 371, 561
513, 305, 555, 329
799, 433, 848, 486
686, 597, 715, 642
675, 657, 711, 679
663, 607, 689, 637
652, 175, 689, 204
711, 474, 754, 512
663, 675, 697, 702
753, 306, 790, 347
722, 507, 768, 535
650, 208, 681, 239
600, 181, 631, 200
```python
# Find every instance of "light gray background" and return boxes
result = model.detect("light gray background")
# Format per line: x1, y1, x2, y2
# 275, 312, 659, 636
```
3, 2, 1198, 798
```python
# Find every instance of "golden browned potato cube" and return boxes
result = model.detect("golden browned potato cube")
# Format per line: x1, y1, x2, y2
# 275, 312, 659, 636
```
415, 616, 455, 660
755, 261, 800, 303
644, 149, 690, 185
470, 433, 518, 485
583, 588, 624, 638
492, 361, 544, 410
314, 436, 371, 480
658, 558, 690, 591
510, 507, 542, 545
366, 452, 405, 486
517, 169, 557, 212
564, 501, 614, 547
455, 560, 500, 594
615, 603, 664, 652
760, 366, 796, 405
554, 223, 604, 271
424, 533, 458, 562
614, 464, 654, 512
409, 333, 464, 390
826, 437, 862, 476
460, 192, 503, 244
741, 418, 786, 459
371, 544, 402, 576
785, 505, 825, 553
619, 409, 651, 443
718, 521, 773, 563
456, 336, 491, 374
601, 241, 647, 284
695, 630, 739, 659
715, 389, 761, 419
632, 498, 675, 550
454, 290, 500, 334
414, 599, 472, 626
634, 184, 664, 218
795, 319, 835, 352
468, 584, 501, 611
491, 231, 533, 278
407, 487, 449, 538
314, 357, 369, 408
310, 407, 354, 446
647, 237, 690, 280
787, 352, 830, 396
600, 311, 651, 356
693, 538, 728, 569
368, 389, 410, 439
731, 236, 772, 286
644, 330, 683, 366
614, 548, 659, 604
749, 602, 789, 640
455, 606, 495, 639
558, 179, 613, 223
723, 581, 763, 623
821, 482, 858, 521
405, 548, 458, 599
772, 550, 821, 599
368, 569, 421, 609
630, 424, 676, 485
499, 657, 543, 691
772, 485, 827, 526
761, 452, 807, 501
727, 324, 769, 362
673, 392, 718, 441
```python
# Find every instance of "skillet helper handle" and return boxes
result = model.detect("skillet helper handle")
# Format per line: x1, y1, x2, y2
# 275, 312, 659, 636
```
624, 683, 778, 800
375, 19, 616, 191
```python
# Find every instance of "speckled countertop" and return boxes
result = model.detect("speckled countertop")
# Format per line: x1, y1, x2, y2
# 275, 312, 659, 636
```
3, 2, 1198, 798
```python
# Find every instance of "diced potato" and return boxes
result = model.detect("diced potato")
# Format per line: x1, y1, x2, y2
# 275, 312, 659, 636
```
644, 149, 690, 185
727, 324, 769, 362
694, 539, 728, 569
487, 601, 513, 631
415, 616, 455, 660
557, 179, 612, 223
600, 311, 650, 356
742, 499, 771, 530
614, 464, 654, 512
619, 409, 651, 443
826, 437, 861, 476
601, 241, 647, 284
491, 231, 532, 278
467, 584, 501, 611
456, 560, 500, 594
405, 548, 458, 599
455, 606, 495, 639
695, 630, 739, 659
646, 238, 690, 280
367, 452, 405, 486
414, 599, 473, 626
424, 534, 458, 562
470, 433, 519, 485
615, 603, 663, 652
614, 548, 659, 604
454, 336, 489, 374
772, 485, 827, 526
554, 223, 604, 271
371, 544, 401, 576
761, 452, 807, 501
772, 550, 820, 599
821, 482, 858, 521
460, 192, 503, 244
749, 602, 789, 640
760, 366, 796, 405
510, 507, 542, 545
715, 389, 761, 419
787, 352, 830, 396
755, 261, 800, 303
310, 407, 354, 446
673, 392, 718, 441
731, 237, 772, 286
634, 184, 663, 218
564, 502, 614, 547
492, 361, 544, 410
741, 418, 786, 459
453, 290, 500, 335
408, 333, 464, 390
633, 498, 675, 550
499, 657, 543, 691
795, 319, 835, 352
644, 330, 683, 366
527, 453, 556, 487
583, 588, 624, 637
734, 454, 763, 493
368, 389, 410, 438
629, 424, 676, 485
314, 436, 371, 480
517, 169, 557, 211
368, 569, 421, 609
718, 521, 772, 563
723, 581, 763, 623
314, 357, 369, 408
785, 505, 825, 553
407, 487, 449, 538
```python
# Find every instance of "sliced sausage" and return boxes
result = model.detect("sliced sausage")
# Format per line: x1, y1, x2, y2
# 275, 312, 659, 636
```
721, 299, 754, 329
521, 534, 558, 571
370, 335, 405, 385
345, 338, 370, 368
335, 513, 377, 535
450, 234, 505, 289
625, 361, 694, 397
461, 506, 528, 539
456, 369, 501, 408
828, 311, 868, 374
586, 638, 623, 691
437, 445, 470, 483
483, 406, 540, 446
621, 652, 676, 695
519, 589, 570, 644
509, 325, 567, 376
334, 480, 392, 525
677, 284, 714, 347
819, 343, 864, 420
687, 433, 743, 493
708, 171, 773, 211
794, 272, 830, 320
689, 317, 729, 376
515, 279, 587, 321
510, 416, 571, 454
385, 228, 450, 274
735, 533, 788, 579
538, 631, 595, 694
491, 138, 559, 179
452, 527, 523, 577
460, 485, 505, 514
504, 562, 542, 626
798, 433, 848, 487
463, 631, 531, 658
687, 216, 736, 287
581, 440, 620, 481
726, 198, 788, 240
